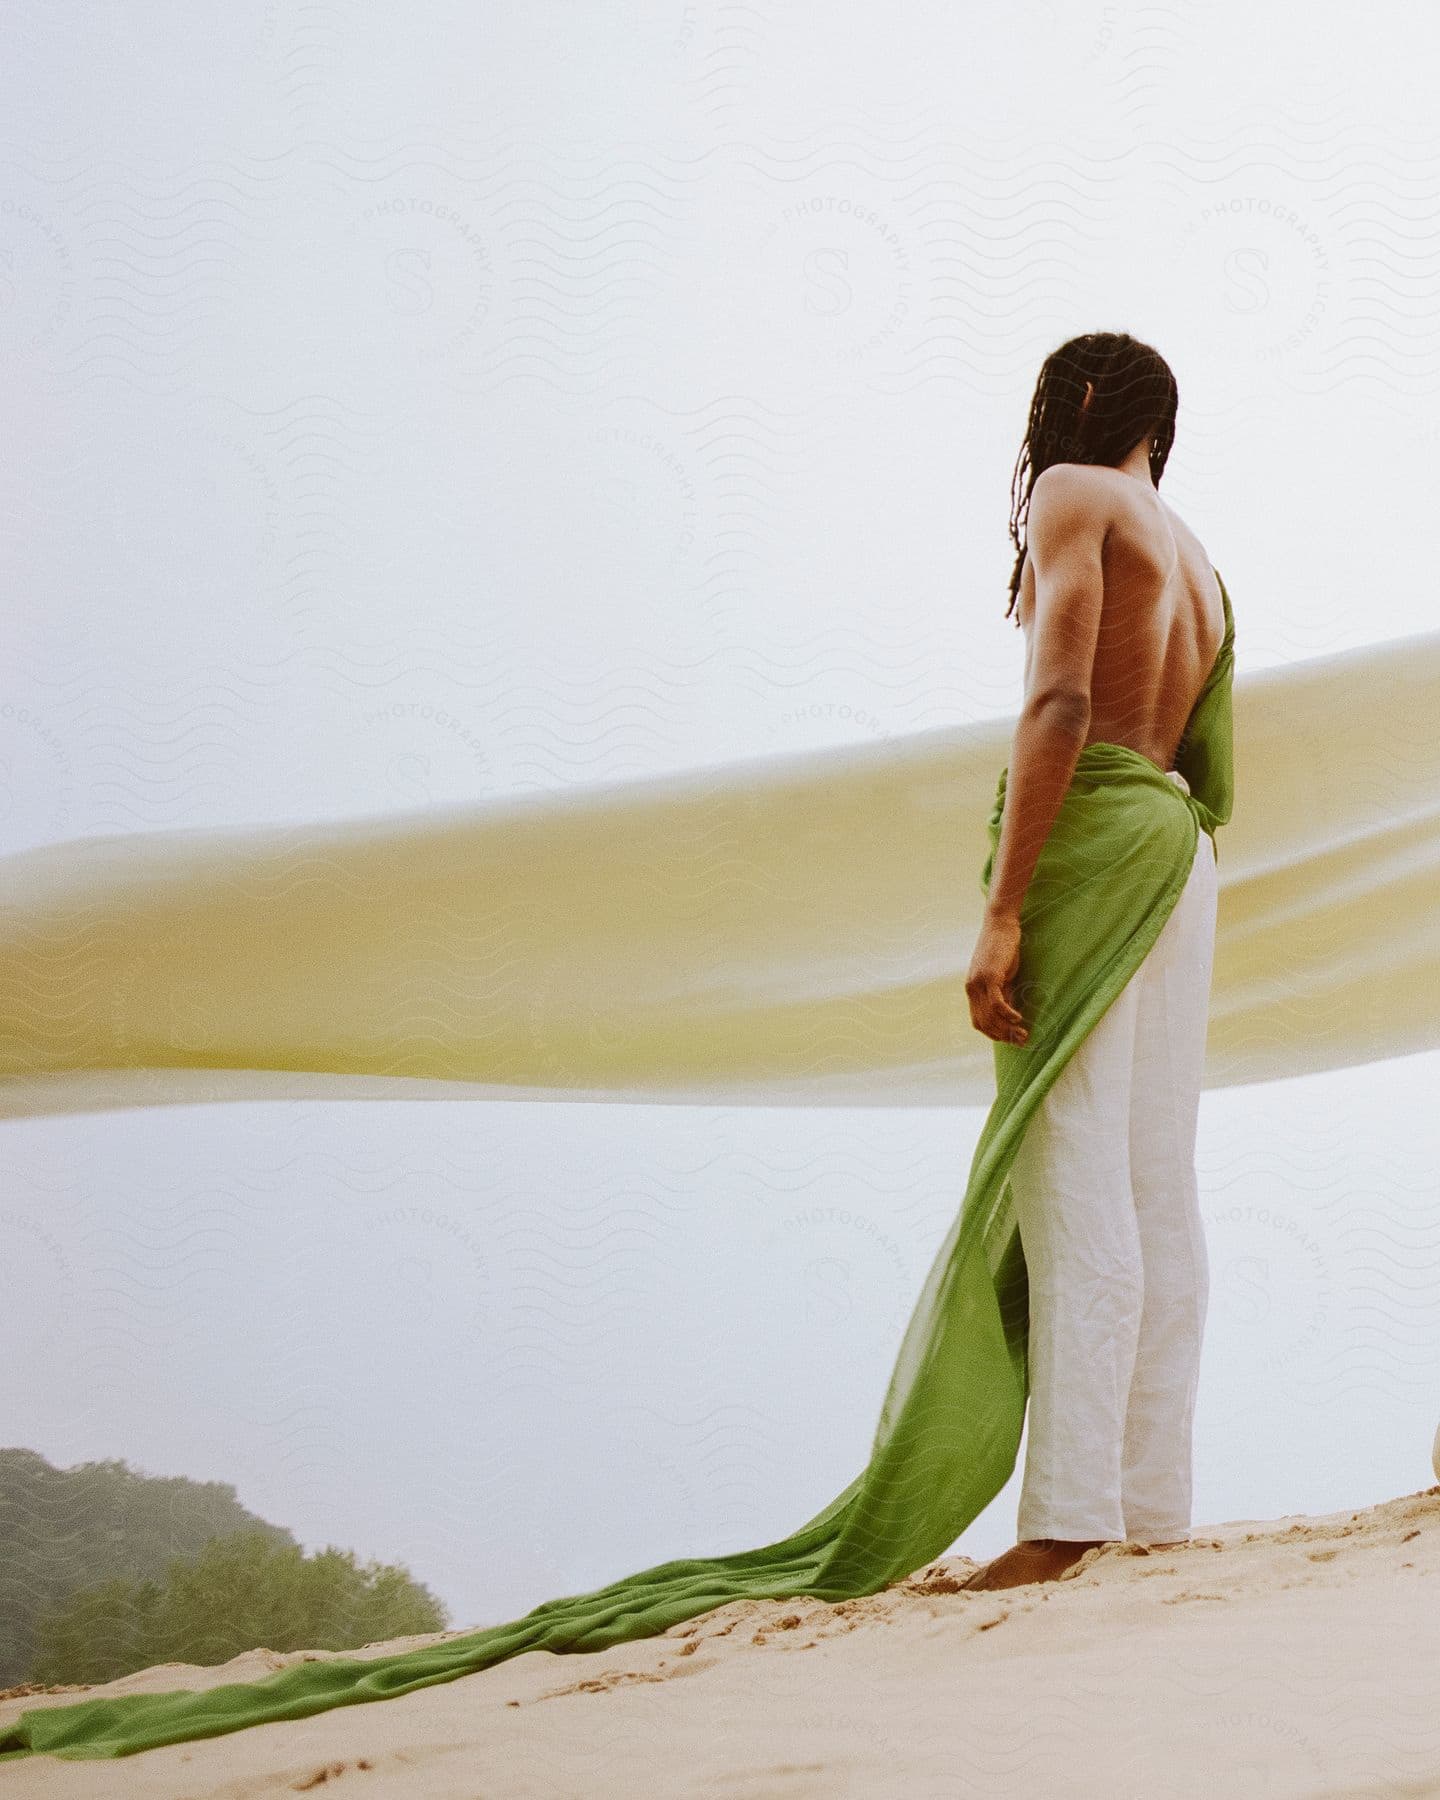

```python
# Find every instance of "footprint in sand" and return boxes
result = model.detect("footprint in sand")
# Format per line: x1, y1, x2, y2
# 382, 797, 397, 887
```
291, 1759, 374, 1790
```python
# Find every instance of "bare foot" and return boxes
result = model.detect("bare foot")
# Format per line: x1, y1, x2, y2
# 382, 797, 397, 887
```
960, 1537, 1108, 1591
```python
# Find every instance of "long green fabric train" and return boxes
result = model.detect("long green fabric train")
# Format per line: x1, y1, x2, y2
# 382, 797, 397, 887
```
0, 579, 1235, 1765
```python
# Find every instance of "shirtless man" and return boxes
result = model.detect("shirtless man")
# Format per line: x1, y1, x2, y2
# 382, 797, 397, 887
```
963, 336, 1225, 1590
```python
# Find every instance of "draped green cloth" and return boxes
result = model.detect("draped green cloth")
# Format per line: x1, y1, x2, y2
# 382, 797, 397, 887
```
0, 580, 1236, 1763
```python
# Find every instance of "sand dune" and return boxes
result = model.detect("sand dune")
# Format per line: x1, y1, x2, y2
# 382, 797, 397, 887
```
4, 1488, 1440, 1798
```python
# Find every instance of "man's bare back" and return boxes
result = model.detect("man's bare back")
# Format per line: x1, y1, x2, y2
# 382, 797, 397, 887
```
970, 436, 1226, 1047
1014, 464, 1225, 773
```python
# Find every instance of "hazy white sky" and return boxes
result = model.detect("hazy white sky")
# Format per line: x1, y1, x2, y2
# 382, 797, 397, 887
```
3, 1, 1439, 1629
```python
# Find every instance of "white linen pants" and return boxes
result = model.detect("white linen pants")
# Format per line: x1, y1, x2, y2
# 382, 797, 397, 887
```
1008, 769, 1218, 1545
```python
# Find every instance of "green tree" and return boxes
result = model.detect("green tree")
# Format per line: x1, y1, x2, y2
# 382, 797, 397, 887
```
17, 1578, 164, 1688
29, 1529, 448, 1686
0, 1448, 294, 1687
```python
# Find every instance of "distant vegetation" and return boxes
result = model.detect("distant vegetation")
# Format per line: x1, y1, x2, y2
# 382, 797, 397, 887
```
1, 1449, 448, 1689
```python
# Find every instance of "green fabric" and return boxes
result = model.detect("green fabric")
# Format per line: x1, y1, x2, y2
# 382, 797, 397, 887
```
0, 576, 1235, 1765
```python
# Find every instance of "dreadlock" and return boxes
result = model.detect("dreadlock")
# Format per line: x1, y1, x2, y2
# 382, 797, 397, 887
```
1005, 332, 1178, 622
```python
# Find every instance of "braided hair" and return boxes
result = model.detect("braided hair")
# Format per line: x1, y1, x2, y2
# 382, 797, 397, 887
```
1005, 332, 1178, 622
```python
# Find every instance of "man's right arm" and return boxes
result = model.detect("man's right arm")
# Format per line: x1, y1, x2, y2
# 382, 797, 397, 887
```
979, 466, 1107, 926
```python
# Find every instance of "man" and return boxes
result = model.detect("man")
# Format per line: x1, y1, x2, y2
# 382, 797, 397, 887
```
962, 331, 1226, 1590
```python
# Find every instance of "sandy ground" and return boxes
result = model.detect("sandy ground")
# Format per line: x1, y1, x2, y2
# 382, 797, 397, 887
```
5, 1488, 1440, 1799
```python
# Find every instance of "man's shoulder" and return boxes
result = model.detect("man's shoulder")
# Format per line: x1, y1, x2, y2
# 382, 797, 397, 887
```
1028, 463, 1114, 537
1032, 461, 1116, 498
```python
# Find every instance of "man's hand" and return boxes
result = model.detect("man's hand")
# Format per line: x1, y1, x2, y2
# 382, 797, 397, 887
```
966, 911, 1030, 1045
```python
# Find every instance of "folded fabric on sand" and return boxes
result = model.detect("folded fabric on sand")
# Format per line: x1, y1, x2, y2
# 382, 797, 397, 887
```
3, 578, 1439, 1762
